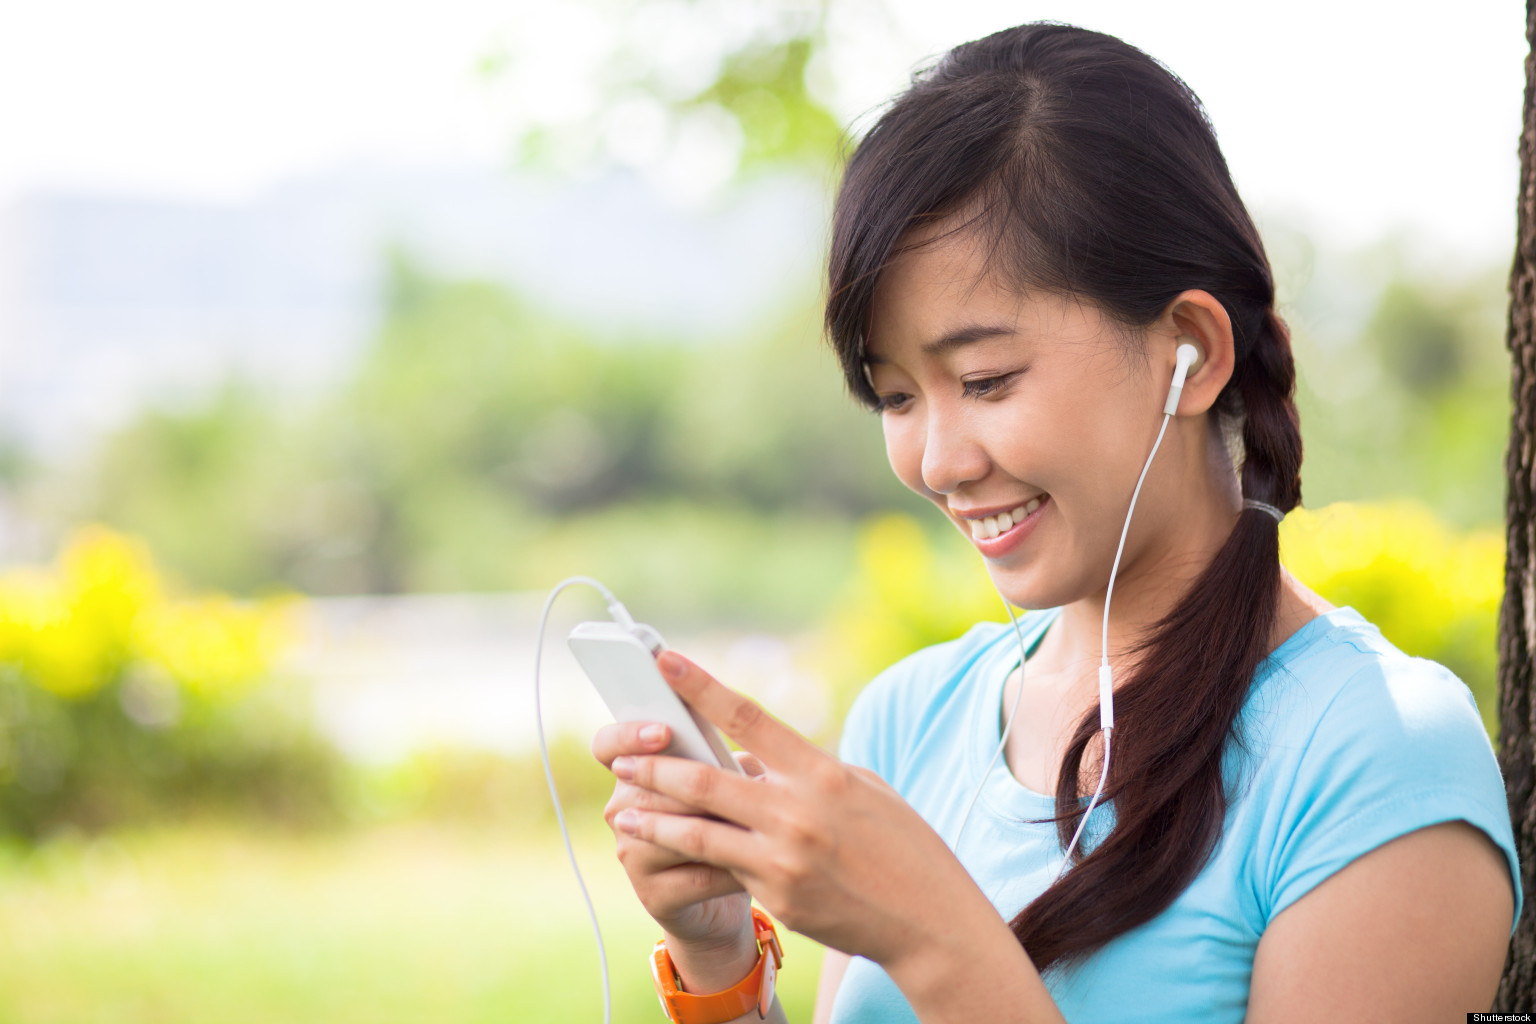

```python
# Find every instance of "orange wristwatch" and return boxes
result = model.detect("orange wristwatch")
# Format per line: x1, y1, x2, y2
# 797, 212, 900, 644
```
651, 907, 783, 1023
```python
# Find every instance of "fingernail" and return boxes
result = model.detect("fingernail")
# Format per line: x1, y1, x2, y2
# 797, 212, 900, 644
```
658, 652, 686, 681
611, 756, 634, 781
614, 808, 640, 833
639, 724, 668, 746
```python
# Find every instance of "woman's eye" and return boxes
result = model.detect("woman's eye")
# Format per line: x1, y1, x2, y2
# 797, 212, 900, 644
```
961, 371, 1023, 399
874, 392, 913, 414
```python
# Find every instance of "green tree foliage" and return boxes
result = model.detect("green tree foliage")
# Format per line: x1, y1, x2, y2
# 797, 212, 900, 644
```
495, 0, 844, 181
1287, 251, 1508, 527
354, 256, 688, 517
659, 305, 909, 514
684, 28, 844, 174
78, 384, 294, 591
323, 259, 910, 605
68, 258, 912, 623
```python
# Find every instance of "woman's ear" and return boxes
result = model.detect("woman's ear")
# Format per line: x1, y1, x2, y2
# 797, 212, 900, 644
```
1160, 290, 1236, 415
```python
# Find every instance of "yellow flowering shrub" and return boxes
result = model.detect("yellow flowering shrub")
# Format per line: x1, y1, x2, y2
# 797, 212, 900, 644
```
0, 528, 154, 699
0, 527, 333, 838
816, 502, 1504, 741
813, 514, 1009, 728
1280, 502, 1502, 736
135, 595, 300, 699
0, 527, 295, 703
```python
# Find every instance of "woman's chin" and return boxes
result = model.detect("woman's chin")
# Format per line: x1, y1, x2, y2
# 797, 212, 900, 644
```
982, 564, 1055, 612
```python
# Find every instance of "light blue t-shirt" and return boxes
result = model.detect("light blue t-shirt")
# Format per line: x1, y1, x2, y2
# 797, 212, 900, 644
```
832, 606, 1522, 1024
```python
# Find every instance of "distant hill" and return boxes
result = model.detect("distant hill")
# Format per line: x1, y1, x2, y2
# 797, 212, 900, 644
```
0, 163, 822, 456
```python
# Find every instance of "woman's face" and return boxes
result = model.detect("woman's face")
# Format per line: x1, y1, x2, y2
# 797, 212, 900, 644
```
864, 228, 1194, 611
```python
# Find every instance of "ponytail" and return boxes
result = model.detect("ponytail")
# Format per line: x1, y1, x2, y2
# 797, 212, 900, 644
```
1011, 310, 1302, 971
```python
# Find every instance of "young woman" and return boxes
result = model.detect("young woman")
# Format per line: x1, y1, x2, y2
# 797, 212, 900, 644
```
591, 23, 1522, 1024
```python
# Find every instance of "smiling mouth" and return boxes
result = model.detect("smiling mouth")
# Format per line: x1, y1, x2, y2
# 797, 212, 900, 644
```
966, 495, 1046, 540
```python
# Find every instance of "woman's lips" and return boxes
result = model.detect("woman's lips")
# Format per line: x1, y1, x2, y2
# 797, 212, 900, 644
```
965, 495, 1045, 540
964, 494, 1049, 557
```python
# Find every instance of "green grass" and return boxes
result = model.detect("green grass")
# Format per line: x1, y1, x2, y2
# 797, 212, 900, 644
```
0, 823, 825, 1024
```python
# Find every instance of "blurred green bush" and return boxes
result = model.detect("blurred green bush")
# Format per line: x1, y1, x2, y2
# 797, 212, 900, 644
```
814, 501, 1504, 742
345, 738, 614, 829
65, 264, 916, 625
0, 528, 342, 839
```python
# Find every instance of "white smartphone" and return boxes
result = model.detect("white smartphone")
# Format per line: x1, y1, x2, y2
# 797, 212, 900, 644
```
567, 621, 743, 773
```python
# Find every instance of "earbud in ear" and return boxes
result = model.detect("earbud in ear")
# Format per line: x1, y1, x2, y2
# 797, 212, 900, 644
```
1164, 335, 1205, 415
1175, 334, 1205, 377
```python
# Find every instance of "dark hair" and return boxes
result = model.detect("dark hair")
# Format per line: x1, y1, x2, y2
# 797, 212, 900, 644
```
826, 23, 1303, 972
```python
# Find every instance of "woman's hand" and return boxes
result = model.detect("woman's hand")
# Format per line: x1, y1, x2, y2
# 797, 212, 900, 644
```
607, 650, 988, 970
591, 718, 765, 990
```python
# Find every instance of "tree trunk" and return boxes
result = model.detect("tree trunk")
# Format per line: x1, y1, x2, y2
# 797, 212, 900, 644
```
1497, 0, 1536, 1010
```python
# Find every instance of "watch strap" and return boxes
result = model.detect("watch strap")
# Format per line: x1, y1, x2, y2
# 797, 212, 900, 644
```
651, 907, 783, 1024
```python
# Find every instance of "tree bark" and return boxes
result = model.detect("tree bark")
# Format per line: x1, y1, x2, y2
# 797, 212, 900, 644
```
1497, 0, 1536, 1010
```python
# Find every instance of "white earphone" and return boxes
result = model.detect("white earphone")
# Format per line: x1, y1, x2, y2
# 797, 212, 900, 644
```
1165, 337, 1203, 415
957, 332, 1205, 873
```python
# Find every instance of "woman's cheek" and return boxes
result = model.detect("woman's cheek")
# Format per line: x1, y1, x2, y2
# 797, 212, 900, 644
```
883, 416, 930, 499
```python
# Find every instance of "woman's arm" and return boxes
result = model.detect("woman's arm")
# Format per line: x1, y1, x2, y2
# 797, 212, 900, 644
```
1247, 820, 1514, 1022
813, 949, 850, 1024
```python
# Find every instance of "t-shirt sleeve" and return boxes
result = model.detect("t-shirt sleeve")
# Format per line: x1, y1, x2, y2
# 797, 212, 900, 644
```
1263, 656, 1521, 932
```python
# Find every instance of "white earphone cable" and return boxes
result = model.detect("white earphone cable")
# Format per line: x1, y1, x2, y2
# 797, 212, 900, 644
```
1100, 412, 1172, 675
1055, 729, 1112, 882
537, 575, 633, 1024
953, 591, 1030, 853
957, 410, 1173, 869
1056, 409, 1173, 880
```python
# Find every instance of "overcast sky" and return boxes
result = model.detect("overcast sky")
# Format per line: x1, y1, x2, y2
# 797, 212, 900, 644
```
0, 0, 1524, 258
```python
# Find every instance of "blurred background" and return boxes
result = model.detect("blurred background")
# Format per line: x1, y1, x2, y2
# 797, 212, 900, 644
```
0, 1, 1522, 1020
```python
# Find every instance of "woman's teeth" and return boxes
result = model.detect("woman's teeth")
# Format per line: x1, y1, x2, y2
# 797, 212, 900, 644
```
968, 496, 1044, 540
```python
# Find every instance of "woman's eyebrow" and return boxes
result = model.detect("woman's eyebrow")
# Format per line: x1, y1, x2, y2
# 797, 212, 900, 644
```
921, 322, 1019, 355
863, 322, 1020, 364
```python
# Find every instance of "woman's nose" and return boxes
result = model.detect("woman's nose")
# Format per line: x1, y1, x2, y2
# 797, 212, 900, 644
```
920, 408, 990, 495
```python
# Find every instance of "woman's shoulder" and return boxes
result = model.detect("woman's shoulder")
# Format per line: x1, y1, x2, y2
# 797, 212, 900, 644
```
1248, 606, 1489, 746
1234, 606, 1520, 927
